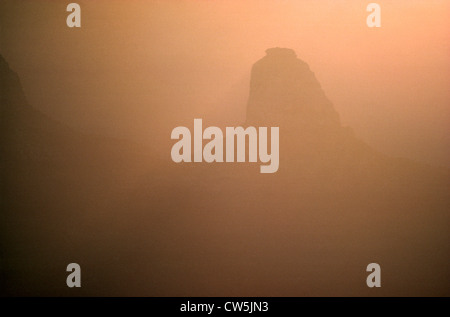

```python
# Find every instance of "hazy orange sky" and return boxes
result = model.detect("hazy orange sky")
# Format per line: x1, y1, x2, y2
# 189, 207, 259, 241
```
1, 0, 449, 166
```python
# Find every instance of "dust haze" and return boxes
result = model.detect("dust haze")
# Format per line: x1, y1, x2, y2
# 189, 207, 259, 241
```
0, 0, 449, 296
1, 0, 449, 166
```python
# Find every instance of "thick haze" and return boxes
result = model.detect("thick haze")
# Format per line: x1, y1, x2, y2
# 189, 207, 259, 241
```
1, 0, 449, 166
1, 1, 450, 297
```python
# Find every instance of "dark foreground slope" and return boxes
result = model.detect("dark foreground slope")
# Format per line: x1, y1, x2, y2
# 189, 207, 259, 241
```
0, 55, 157, 295
1, 50, 449, 296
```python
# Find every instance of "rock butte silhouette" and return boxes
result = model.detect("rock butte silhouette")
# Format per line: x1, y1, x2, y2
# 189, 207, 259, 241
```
247, 47, 339, 128
0, 50, 449, 296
